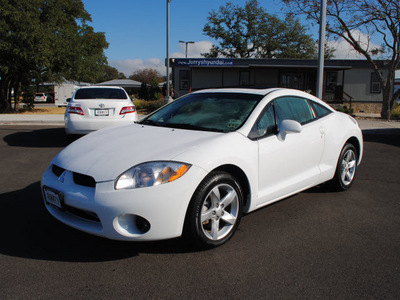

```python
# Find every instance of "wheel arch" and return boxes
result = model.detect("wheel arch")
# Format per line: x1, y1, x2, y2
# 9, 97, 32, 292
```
345, 136, 362, 164
212, 164, 251, 212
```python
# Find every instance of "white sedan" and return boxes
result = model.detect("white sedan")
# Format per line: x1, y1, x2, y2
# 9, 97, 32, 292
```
64, 86, 138, 138
35, 93, 47, 102
42, 88, 363, 248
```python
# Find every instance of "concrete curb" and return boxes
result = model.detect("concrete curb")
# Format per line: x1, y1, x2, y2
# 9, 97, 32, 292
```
0, 113, 149, 126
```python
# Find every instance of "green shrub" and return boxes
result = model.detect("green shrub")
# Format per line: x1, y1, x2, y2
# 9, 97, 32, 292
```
391, 103, 400, 120
335, 106, 354, 115
153, 92, 162, 101
133, 100, 165, 114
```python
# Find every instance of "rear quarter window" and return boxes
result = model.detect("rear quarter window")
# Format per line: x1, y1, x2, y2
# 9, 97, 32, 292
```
310, 101, 333, 119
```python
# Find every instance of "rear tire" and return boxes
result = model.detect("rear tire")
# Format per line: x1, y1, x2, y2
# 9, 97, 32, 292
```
184, 171, 243, 249
330, 143, 358, 191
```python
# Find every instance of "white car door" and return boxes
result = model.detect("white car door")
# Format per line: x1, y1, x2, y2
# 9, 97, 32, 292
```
253, 97, 325, 206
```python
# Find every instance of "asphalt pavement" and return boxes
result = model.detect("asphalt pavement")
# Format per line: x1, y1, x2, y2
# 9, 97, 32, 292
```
0, 121, 399, 298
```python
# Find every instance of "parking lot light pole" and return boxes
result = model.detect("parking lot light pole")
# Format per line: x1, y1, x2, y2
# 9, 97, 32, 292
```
166, 0, 173, 102
179, 40, 195, 58
316, 0, 327, 99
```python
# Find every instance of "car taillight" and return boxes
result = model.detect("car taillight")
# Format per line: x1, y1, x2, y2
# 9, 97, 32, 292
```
67, 106, 84, 115
120, 105, 136, 115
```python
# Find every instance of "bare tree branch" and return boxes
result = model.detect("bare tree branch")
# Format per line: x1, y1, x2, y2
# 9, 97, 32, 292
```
282, 0, 400, 119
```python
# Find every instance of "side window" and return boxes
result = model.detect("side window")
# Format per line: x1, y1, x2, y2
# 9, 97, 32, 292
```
274, 97, 314, 125
370, 72, 381, 93
310, 101, 332, 119
249, 104, 276, 139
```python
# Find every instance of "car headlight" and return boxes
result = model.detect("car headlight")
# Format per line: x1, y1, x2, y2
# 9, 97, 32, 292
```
115, 161, 191, 190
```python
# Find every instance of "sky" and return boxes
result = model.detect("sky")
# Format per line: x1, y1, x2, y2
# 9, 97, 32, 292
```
81, 0, 368, 77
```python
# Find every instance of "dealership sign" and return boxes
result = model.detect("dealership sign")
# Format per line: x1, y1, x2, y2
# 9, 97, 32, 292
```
174, 59, 234, 67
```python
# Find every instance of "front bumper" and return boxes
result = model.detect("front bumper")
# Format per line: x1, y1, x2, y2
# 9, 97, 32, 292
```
41, 163, 207, 241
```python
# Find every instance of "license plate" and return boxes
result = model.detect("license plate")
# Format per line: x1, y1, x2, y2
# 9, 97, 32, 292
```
44, 187, 63, 209
95, 109, 109, 116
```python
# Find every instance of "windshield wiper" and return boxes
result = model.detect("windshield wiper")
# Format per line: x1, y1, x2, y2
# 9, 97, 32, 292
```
140, 119, 162, 127
164, 123, 225, 132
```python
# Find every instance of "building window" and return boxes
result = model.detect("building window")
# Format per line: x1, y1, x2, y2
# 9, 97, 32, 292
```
240, 71, 250, 86
326, 72, 338, 93
370, 72, 381, 93
180, 70, 190, 90
280, 72, 304, 90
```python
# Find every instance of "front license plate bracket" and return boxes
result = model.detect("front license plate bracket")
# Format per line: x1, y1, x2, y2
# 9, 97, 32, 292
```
43, 186, 64, 209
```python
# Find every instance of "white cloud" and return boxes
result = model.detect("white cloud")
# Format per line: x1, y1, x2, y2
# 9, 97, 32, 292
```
109, 58, 165, 77
109, 41, 214, 76
172, 41, 214, 58
328, 30, 382, 59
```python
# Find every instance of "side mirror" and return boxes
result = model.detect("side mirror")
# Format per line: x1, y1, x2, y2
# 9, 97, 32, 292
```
66, 98, 71, 103
278, 119, 302, 141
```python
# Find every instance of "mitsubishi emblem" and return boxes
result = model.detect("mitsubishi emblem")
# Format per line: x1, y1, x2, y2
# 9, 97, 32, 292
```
58, 171, 67, 183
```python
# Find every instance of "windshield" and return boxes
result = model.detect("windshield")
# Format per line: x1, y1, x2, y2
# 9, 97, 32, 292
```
140, 92, 263, 132
74, 88, 127, 100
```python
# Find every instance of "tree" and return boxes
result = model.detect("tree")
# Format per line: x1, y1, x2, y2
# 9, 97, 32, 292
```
202, 0, 317, 59
0, 0, 108, 111
149, 75, 161, 100
102, 65, 120, 82
138, 82, 149, 100
67, 24, 109, 83
282, 0, 400, 119
129, 68, 163, 85
100, 66, 126, 82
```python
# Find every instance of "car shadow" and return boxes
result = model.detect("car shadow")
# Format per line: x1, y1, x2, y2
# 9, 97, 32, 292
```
3, 128, 68, 148
362, 128, 400, 147
302, 184, 333, 194
0, 182, 197, 262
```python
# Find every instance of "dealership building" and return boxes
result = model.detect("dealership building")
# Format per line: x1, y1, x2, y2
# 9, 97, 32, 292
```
170, 58, 391, 113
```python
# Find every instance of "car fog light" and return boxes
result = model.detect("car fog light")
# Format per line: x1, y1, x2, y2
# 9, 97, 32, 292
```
117, 214, 150, 235
136, 216, 151, 233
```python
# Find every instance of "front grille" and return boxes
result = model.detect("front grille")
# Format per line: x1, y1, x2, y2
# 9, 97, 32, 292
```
73, 172, 96, 188
52, 164, 96, 188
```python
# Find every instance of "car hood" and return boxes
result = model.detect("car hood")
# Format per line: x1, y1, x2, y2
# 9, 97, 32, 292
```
53, 123, 221, 182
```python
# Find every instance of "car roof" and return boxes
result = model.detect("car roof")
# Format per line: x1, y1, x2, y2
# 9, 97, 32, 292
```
192, 88, 282, 96
77, 86, 125, 90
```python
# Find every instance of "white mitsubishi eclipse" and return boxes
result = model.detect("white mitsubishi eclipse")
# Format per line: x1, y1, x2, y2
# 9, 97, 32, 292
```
42, 88, 363, 248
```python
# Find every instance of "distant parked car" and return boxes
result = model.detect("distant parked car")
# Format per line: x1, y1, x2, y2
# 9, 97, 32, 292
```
35, 93, 47, 102
64, 86, 138, 138
42, 88, 363, 249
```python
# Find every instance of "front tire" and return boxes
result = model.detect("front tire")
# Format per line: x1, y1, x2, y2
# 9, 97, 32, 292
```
184, 171, 243, 249
331, 143, 358, 191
